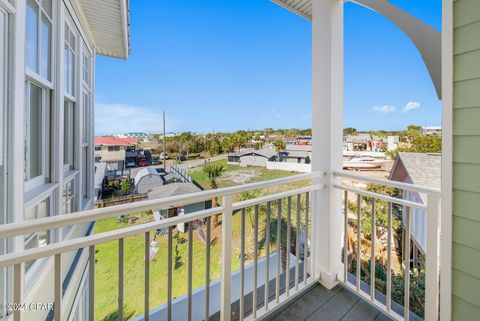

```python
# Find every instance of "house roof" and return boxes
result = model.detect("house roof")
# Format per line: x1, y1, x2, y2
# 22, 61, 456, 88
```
134, 167, 161, 186
76, 0, 130, 59
229, 148, 277, 158
272, 0, 312, 20
95, 136, 138, 146
147, 182, 202, 199
389, 152, 441, 204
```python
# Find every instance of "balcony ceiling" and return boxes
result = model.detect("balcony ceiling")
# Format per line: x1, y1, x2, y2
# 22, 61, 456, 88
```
77, 0, 130, 59
272, 0, 312, 20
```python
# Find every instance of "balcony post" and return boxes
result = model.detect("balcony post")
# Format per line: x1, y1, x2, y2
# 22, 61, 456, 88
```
220, 195, 233, 321
311, 0, 344, 289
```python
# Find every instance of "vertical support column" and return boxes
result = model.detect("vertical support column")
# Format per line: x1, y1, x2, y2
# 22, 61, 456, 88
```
311, 0, 344, 289
220, 195, 233, 321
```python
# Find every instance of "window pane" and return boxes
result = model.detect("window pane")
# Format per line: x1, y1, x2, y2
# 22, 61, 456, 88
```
40, 13, 51, 80
25, 84, 43, 180
64, 101, 74, 169
41, 0, 52, 19
25, 0, 39, 72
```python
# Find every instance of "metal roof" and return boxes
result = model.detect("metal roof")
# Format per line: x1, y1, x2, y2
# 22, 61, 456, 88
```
147, 182, 202, 199
77, 0, 130, 59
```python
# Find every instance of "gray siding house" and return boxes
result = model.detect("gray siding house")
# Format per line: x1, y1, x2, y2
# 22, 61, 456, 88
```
227, 148, 277, 167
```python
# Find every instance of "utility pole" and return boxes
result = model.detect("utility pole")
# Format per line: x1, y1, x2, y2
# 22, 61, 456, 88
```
163, 111, 167, 170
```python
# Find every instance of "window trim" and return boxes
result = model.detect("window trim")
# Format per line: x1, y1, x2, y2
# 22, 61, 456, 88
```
24, 81, 50, 192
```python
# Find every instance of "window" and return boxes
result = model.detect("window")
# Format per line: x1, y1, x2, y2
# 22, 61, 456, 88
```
64, 100, 74, 170
0, 6, 12, 320
25, 0, 52, 80
24, 81, 50, 189
24, 198, 51, 272
108, 146, 120, 152
82, 52, 91, 86
62, 178, 76, 237
64, 22, 76, 96
94, 146, 101, 151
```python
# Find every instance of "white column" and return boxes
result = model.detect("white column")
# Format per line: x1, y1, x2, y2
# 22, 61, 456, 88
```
311, 0, 344, 290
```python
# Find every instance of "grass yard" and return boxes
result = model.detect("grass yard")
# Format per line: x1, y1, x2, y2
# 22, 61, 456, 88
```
94, 161, 311, 321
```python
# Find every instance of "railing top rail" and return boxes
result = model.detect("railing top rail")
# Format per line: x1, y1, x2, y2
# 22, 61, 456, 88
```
0, 184, 322, 268
334, 170, 441, 196
0, 171, 324, 240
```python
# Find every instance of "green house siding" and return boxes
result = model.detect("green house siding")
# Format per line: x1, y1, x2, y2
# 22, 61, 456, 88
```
453, 0, 480, 319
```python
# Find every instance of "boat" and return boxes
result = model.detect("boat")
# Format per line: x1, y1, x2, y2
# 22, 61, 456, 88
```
343, 156, 386, 170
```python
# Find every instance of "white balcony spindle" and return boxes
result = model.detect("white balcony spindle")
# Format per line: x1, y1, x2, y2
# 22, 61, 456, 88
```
356, 195, 361, 291
370, 199, 376, 301
295, 194, 301, 290
387, 203, 393, 312
144, 232, 150, 321
253, 204, 259, 318
220, 195, 233, 321
425, 194, 440, 321
13, 263, 23, 321
265, 202, 271, 311
119, 238, 124, 321
404, 207, 411, 321
54, 254, 62, 321
276, 200, 282, 303
343, 191, 348, 284
88, 246, 95, 321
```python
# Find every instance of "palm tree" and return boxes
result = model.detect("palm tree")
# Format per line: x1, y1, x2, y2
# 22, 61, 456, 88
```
203, 164, 225, 225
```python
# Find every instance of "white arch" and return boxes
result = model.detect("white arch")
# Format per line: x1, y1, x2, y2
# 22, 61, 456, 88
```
350, 0, 442, 98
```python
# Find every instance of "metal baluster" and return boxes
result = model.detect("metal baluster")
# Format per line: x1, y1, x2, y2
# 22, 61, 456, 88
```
370, 199, 376, 301
356, 194, 361, 291
286, 196, 292, 296
188, 222, 193, 321
265, 202, 271, 311
220, 195, 233, 321
119, 238, 124, 321
54, 254, 62, 321
344, 191, 348, 284
167, 226, 173, 321
304, 192, 309, 285
145, 233, 150, 321
295, 194, 300, 290
276, 199, 282, 303
240, 209, 245, 321
206, 217, 212, 321
386, 203, 392, 312
89, 246, 95, 321
253, 205, 259, 318
404, 207, 411, 321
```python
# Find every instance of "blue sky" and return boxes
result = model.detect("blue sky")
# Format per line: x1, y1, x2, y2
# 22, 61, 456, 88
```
95, 0, 442, 135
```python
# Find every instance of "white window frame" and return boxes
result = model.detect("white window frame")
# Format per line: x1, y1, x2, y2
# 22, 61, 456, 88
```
23, 193, 52, 285
25, 0, 53, 81
24, 79, 51, 192
64, 14, 76, 98
81, 43, 92, 202
0, 3, 13, 319
64, 99, 75, 171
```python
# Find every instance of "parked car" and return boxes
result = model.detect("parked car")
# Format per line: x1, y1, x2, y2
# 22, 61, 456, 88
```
160, 152, 169, 160
138, 159, 149, 167
126, 160, 136, 168
176, 156, 187, 162
151, 156, 161, 165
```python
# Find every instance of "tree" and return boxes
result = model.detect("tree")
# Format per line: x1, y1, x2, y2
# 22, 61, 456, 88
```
273, 139, 286, 153
203, 164, 225, 225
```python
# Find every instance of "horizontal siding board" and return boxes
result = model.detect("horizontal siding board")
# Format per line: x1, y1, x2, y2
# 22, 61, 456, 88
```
453, 162, 480, 193
452, 269, 480, 307
453, 78, 480, 108
452, 242, 480, 279
454, 50, 480, 82
454, 20, 480, 55
453, 136, 480, 164
454, 0, 480, 28
453, 189, 480, 222
453, 108, 480, 135
452, 216, 480, 249
452, 295, 480, 321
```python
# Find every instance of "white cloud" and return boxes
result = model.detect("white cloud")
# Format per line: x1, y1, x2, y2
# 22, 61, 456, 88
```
371, 105, 396, 114
95, 102, 183, 135
403, 101, 421, 113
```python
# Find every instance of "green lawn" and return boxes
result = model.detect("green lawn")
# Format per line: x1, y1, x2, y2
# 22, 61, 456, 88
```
94, 161, 311, 321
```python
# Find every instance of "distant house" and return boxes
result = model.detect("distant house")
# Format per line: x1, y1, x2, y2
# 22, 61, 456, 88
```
147, 183, 209, 232
343, 134, 382, 152
389, 152, 441, 262
279, 145, 312, 164
94, 136, 138, 169
228, 148, 277, 167
134, 168, 165, 194
421, 126, 442, 136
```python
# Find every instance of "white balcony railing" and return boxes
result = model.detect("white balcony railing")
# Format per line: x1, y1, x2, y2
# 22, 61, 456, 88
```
0, 171, 442, 321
